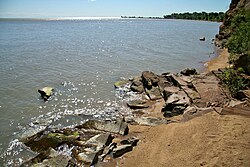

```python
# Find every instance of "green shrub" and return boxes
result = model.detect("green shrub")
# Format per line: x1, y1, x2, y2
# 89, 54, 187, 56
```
220, 68, 248, 97
227, 21, 250, 54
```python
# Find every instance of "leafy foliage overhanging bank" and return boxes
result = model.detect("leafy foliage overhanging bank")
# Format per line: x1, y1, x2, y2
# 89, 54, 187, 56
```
216, 0, 250, 98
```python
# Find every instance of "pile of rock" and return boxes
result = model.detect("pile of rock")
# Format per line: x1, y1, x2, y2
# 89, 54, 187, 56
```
20, 119, 139, 166
115, 69, 202, 118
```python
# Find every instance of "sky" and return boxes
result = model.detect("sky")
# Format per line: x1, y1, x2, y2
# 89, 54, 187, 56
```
0, 0, 231, 18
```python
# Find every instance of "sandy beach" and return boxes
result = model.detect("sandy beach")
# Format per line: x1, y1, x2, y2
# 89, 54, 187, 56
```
119, 112, 250, 167
206, 48, 230, 72
111, 49, 250, 167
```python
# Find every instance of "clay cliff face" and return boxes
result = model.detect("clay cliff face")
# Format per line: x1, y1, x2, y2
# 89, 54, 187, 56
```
215, 0, 250, 47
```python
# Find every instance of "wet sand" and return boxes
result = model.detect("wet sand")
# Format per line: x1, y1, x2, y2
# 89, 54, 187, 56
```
206, 48, 230, 72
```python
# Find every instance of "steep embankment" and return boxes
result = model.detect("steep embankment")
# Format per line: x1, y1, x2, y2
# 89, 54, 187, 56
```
215, 0, 250, 47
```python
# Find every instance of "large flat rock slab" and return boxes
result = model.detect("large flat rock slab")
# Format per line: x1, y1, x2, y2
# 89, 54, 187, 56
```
192, 73, 230, 108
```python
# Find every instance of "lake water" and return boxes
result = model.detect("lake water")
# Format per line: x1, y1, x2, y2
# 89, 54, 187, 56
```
0, 18, 220, 165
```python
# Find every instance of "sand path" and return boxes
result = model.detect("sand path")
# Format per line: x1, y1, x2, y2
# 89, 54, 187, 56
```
119, 112, 250, 167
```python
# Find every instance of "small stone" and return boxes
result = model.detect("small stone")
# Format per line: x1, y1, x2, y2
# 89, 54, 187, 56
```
200, 37, 206, 41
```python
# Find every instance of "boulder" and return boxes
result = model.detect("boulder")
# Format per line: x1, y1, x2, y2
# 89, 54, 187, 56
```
112, 145, 133, 158
166, 74, 200, 101
127, 100, 149, 109
180, 68, 198, 76
158, 77, 173, 93
130, 78, 144, 93
38, 87, 54, 100
165, 91, 191, 106
78, 152, 98, 166
167, 74, 189, 87
100, 142, 117, 160
85, 133, 113, 147
181, 85, 201, 101
24, 132, 80, 153
141, 71, 160, 89
77, 119, 129, 135
163, 86, 180, 100
162, 91, 191, 117
19, 126, 47, 143
182, 106, 214, 120
163, 106, 186, 117
20, 148, 71, 167
145, 86, 163, 100
130, 84, 144, 93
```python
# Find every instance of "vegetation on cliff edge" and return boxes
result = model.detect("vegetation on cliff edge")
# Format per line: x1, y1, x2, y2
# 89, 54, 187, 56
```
221, 10, 250, 97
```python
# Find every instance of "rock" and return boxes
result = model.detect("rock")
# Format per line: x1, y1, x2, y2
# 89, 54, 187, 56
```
78, 152, 98, 166
158, 77, 173, 93
24, 132, 80, 153
166, 74, 200, 101
120, 137, 139, 146
200, 37, 206, 41
100, 142, 117, 160
30, 155, 71, 167
145, 86, 163, 100
165, 91, 191, 106
163, 106, 186, 117
180, 68, 198, 76
162, 91, 191, 117
167, 74, 189, 87
130, 84, 144, 93
219, 100, 250, 116
20, 148, 71, 167
141, 71, 160, 89
163, 86, 180, 100
127, 100, 149, 109
112, 145, 133, 158
19, 126, 47, 143
183, 106, 197, 115
114, 80, 130, 89
85, 133, 113, 147
77, 119, 129, 135
38, 87, 54, 100
132, 117, 169, 126
130, 77, 144, 93
182, 106, 214, 120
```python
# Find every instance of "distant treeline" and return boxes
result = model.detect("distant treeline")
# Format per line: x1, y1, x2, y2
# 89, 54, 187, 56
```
163, 12, 225, 22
